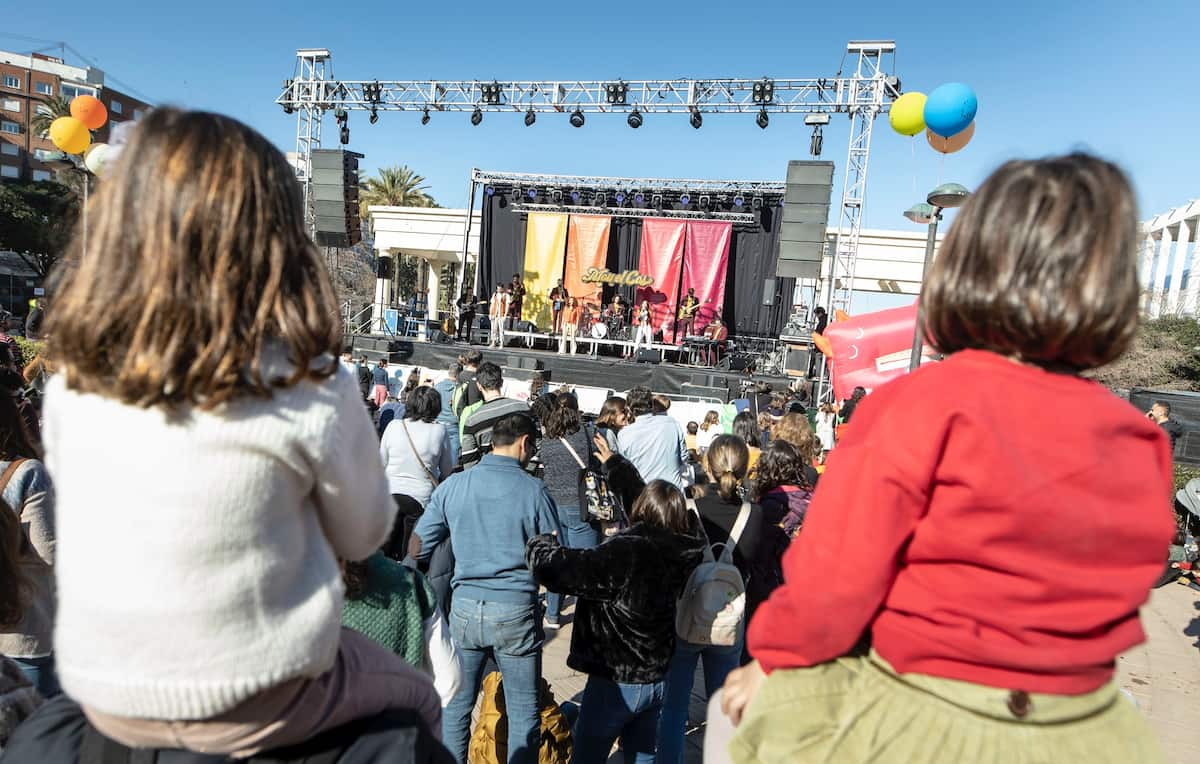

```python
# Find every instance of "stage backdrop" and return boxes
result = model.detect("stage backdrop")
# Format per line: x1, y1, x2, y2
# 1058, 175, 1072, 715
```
681, 221, 733, 340
636, 219, 687, 335
521, 212, 568, 328
477, 187, 793, 337
565, 215, 611, 310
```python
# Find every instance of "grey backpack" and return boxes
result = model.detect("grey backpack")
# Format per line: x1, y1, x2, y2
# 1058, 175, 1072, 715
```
675, 499, 751, 647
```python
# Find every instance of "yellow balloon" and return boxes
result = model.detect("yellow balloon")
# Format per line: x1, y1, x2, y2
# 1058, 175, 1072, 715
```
926, 121, 975, 154
49, 116, 91, 155
889, 92, 927, 137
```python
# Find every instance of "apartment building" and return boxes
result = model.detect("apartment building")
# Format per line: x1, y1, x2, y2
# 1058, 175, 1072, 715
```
0, 50, 152, 182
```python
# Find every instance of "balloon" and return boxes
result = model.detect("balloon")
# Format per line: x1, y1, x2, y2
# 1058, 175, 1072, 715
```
834, 309, 851, 323
84, 143, 111, 176
923, 83, 977, 138
926, 121, 975, 154
888, 92, 927, 137
70, 94, 108, 130
49, 116, 91, 155
812, 332, 833, 359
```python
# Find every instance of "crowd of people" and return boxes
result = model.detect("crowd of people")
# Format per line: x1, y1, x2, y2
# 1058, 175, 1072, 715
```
0, 107, 1183, 764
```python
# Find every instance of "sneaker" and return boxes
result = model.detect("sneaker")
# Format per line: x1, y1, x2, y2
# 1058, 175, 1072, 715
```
544, 618, 561, 631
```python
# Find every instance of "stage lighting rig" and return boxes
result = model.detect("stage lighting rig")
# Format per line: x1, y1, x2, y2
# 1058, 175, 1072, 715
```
752, 78, 775, 104
569, 108, 586, 128
524, 108, 536, 127
421, 108, 431, 125
364, 81, 383, 104
627, 108, 643, 129
470, 107, 483, 126
339, 125, 350, 144
689, 110, 703, 129
481, 81, 504, 105
605, 81, 628, 105
756, 108, 769, 129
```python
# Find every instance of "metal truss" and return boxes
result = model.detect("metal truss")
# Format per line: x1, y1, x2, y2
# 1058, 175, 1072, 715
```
511, 203, 757, 224
473, 169, 785, 198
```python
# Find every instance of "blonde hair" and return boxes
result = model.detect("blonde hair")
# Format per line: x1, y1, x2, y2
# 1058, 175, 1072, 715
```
705, 435, 750, 501
772, 412, 819, 462
701, 410, 721, 431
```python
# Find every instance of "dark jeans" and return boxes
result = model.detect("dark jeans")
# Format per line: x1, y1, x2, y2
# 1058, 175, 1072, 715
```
444, 598, 543, 764
545, 504, 598, 624
457, 313, 474, 341
571, 674, 665, 764
383, 493, 424, 561
656, 631, 744, 764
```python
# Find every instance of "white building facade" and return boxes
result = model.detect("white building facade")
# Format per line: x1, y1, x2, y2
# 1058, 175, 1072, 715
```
1141, 200, 1200, 318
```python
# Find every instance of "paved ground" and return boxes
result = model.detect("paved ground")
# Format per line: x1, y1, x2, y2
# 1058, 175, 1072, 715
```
542, 581, 1200, 764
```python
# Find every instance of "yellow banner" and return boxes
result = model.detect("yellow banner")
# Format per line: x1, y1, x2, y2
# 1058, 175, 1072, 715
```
521, 212, 568, 328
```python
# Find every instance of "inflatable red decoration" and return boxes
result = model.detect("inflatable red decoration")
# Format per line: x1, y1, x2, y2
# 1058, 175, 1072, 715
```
822, 302, 937, 401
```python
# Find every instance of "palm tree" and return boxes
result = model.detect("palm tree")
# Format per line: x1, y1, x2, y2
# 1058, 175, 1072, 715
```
359, 165, 436, 219
29, 95, 72, 139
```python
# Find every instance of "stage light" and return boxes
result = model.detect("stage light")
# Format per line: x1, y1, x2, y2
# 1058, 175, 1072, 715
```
615, 192, 626, 205
751, 196, 763, 210
778, 198, 786, 207
651, 194, 663, 210
524, 108, 536, 127
690, 110, 702, 129
571, 190, 581, 203
485, 186, 495, 196
605, 81, 629, 105
633, 193, 644, 205
569, 108, 585, 128
549, 189, 562, 203
481, 81, 503, 105
627, 109, 642, 129
339, 125, 350, 145
364, 81, 383, 105
594, 193, 606, 206
369, 107, 379, 125
528, 189, 538, 200
698, 195, 711, 210
282, 79, 294, 114
470, 107, 483, 126
421, 108, 430, 125
810, 126, 823, 157
733, 195, 744, 207
680, 194, 690, 206
756, 108, 769, 130
752, 78, 774, 104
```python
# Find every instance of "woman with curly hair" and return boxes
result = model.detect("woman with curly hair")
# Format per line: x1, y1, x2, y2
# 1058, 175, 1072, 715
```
769, 412, 820, 488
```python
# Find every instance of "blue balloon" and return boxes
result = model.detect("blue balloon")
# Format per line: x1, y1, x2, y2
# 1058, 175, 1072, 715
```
923, 83, 978, 138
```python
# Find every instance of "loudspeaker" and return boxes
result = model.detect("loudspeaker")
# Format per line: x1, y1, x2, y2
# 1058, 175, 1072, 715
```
784, 346, 811, 375
727, 354, 756, 372
312, 149, 364, 249
635, 349, 662, 364
777, 160, 834, 279
427, 328, 453, 344
680, 383, 729, 402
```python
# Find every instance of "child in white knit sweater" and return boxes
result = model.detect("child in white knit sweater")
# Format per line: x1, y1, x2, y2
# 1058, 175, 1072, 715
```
40, 108, 441, 756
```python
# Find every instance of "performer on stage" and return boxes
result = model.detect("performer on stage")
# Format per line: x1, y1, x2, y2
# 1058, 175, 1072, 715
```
455, 289, 476, 342
558, 297, 582, 355
677, 287, 701, 338
703, 316, 728, 366
630, 299, 653, 358
549, 280, 569, 334
489, 283, 508, 348
507, 273, 525, 332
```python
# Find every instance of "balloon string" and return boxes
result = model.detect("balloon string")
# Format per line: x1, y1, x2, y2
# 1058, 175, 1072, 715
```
911, 137, 917, 197
938, 152, 945, 187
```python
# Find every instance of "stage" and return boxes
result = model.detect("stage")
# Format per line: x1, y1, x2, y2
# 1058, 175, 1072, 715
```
349, 332, 794, 403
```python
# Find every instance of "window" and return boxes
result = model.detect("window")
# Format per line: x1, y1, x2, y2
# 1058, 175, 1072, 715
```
31, 169, 51, 182
1, 99, 18, 113
33, 148, 54, 161
110, 99, 123, 114
133, 108, 145, 120
34, 81, 53, 96
0, 165, 18, 179
2, 75, 19, 90
0, 121, 19, 135
0, 142, 17, 156
60, 84, 95, 100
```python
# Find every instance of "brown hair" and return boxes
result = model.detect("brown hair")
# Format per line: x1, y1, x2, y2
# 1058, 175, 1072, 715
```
596, 396, 629, 430
705, 434, 750, 502
630, 479, 690, 533
700, 410, 720, 431
543, 392, 582, 439
754, 440, 810, 497
342, 559, 369, 600
0, 498, 28, 628
46, 107, 341, 410
921, 153, 1140, 370
772, 413, 819, 462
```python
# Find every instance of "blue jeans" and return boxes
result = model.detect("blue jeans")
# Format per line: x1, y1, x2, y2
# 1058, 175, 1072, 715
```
545, 505, 598, 623
444, 598, 543, 764
11, 654, 60, 698
656, 633, 744, 764
571, 674, 665, 764
440, 420, 461, 467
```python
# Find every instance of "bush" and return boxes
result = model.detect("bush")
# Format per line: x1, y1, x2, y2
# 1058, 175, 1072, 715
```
1090, 317, 1200, 391
14, 336, 43, 369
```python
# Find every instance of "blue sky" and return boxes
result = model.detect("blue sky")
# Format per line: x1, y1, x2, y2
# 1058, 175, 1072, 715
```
6, 0, 1198, 231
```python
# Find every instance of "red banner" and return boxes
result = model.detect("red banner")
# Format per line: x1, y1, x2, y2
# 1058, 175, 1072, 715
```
564, 215, 611, 313
682, 221, 732, 336
636, 218, 687, 335
823, 302, 936, 401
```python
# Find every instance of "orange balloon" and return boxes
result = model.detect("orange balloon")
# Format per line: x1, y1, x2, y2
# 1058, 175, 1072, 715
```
834, 309, 851, 323
70, 95, 108, 130
812, 332, 833, 358
926, 121, 975, 154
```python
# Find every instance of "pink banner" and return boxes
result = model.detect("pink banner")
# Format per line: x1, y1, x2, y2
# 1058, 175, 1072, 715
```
682, 221, 732, 336
636, 218, 686, 334
823, 302, 936, 401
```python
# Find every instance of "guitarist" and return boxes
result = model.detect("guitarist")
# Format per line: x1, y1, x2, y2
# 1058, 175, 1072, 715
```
677, 288, 701, 338
549, 280, 569, 335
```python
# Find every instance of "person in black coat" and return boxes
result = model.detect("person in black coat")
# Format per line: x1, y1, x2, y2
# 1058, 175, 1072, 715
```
526, 448, 704, 764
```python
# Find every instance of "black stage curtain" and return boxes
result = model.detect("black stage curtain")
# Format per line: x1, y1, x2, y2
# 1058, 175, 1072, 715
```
478, 188, 790, 336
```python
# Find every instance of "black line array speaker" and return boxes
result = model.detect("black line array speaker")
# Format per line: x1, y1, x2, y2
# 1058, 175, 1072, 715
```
312, 149, 364, 249
777, 160, 835, 280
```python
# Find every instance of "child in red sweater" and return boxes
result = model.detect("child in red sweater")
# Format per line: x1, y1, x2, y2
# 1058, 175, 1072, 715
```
714, 154, 1176, 763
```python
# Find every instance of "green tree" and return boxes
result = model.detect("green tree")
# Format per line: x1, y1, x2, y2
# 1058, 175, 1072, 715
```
358, 165, 436, 220
29, 95, 72, 139
0, 179, 79, 277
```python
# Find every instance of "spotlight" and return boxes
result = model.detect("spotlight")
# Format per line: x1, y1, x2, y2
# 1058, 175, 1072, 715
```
626, 108, 643, 129
485, 186, 495, 196
651, 194, 663, 210
751, 196, 763, 211
282, 78, 294, 114
549, 189, 562, 203
633, 193, 644, 205
421, 108, 430, 125
733, 195, 744, 207
524, 108, 536, 127
615, 192, 626, 205
756, 108, 769, 130
364, 81, 383, 104
513, 186, 521, 200
528, 189, 537, 200
569, 108, 585, 128
470, 107, 483, 126
369, 107, 379, 125
680, 194, 690, 206
752, 78, 775, 104
810, 126, 824, 157
605, 81, 628, 105
339, 125, 350, 145
698, 195, 711, 210
571, 190, 581, 203
481, 81, 503, 105
594, 193, 606, 206
689, 110, 702, 129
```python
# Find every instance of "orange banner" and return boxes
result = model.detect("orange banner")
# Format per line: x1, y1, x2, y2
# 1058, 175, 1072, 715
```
564, 215, 611, 314
521, 212, 569, 328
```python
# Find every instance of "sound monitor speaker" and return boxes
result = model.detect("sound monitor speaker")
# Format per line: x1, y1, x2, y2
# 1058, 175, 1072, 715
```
680, 383, 729, 402
312, 149, 364, 249
728, 354, 756, 372
636, 349, 662, 364
777, 160, 834, 280
785, 346, 812, 376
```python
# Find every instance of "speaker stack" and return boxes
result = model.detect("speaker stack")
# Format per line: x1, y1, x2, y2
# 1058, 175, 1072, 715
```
777, 160, 835, 280
311, 149, 364, 249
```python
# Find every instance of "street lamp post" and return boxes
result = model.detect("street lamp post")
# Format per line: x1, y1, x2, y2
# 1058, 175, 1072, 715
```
906, 183, 969, 372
